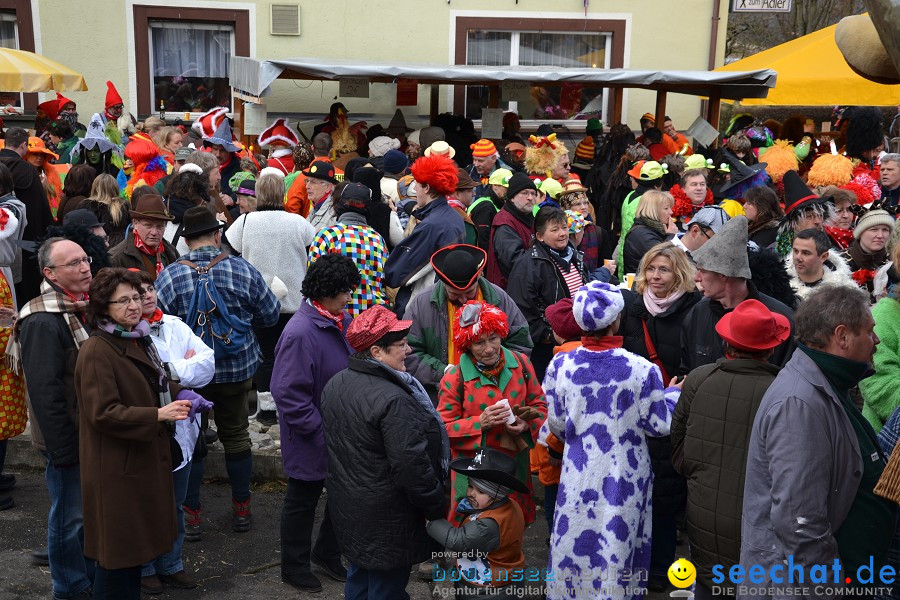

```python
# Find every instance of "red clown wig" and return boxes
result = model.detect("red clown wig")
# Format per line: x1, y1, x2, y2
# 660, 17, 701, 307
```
453, 300, 510, 353
410, 154, 459, 197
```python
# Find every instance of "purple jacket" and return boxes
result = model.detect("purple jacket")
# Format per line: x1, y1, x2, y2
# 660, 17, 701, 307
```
271, 301, 353, 480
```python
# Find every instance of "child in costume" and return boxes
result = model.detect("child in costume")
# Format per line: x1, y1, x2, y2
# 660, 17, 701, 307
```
427, 448, 529, 597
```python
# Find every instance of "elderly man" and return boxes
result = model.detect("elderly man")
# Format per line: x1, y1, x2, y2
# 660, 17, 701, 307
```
304, 160, 339, 232
879, 153, 900, 213
467, 138, 511, 199
678, 215, 795, 374
741, 285, 895, 595
156, 207, 280, 538
16, 238, 93, 600
202, 118, 242, 200
486, 172, 538, 288
404, 244, 532, 399
786, 228, 855, 302
109, 194, 178, 277
671, 205, 729, 261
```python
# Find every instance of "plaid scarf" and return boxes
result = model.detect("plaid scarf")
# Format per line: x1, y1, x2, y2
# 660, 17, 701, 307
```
134, 230, 165, 275
6, 281, 89, 375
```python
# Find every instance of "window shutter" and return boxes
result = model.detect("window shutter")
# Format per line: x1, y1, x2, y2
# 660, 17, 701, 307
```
270, 4, 299, 36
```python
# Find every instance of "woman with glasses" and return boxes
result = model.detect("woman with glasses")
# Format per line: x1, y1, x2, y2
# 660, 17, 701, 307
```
437, 300, 547, 526
558, 178, 613, 274
75, 268, 209, 599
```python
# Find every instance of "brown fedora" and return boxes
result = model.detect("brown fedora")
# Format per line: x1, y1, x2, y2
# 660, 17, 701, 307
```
131, 194, 174, 221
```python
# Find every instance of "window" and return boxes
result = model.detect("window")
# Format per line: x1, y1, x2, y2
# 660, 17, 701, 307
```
149, 21, 234, 114
0, 12, 21, 109
465, 29, 610, 121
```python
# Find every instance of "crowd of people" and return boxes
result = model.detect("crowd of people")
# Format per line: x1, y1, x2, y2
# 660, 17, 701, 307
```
1, 94, 900, 600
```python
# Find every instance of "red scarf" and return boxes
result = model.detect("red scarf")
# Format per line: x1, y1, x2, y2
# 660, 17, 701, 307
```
311, 300, 344, 331
581, 335, 624, 352
825, 225, 853, 250
670, 184, 714, 220
133, 230, 165, 275
146, 308, 164, 323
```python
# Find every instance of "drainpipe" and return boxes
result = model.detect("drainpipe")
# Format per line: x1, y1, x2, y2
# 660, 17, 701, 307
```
708, 0, 722, 70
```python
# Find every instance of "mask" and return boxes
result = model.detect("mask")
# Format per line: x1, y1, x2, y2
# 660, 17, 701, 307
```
61, 112, 79, 126
456, 497, 474, 513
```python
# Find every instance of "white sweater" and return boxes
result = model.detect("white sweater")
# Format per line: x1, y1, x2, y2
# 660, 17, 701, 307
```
225, 210, 316, 313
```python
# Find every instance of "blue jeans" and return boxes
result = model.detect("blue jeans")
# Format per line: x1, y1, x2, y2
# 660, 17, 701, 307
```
142, 462, 190, 577
44, 454, 94, 598
345, 563, 411, 600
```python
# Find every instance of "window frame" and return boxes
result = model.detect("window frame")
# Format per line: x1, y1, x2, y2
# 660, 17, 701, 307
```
453, 16, 626, 127
133, 4, 250, 117
0, 0, 35, 113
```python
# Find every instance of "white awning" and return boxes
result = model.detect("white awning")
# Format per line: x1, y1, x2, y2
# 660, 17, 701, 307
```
229, 56, 776, 102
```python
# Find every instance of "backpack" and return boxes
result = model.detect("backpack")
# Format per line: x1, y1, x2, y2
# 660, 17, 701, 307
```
178, 253, 252, 359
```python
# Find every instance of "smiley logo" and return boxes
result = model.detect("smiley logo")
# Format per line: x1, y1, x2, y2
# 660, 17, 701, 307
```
667, 558, 696, 589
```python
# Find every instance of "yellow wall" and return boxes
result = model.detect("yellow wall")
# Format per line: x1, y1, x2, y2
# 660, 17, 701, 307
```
33, 0, 729, 133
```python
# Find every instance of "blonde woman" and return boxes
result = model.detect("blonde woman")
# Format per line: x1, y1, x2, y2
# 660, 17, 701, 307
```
79, 173, 131, 246
620, 241, 700, 589
623, 190, 676, 274
154, 126, 184, 162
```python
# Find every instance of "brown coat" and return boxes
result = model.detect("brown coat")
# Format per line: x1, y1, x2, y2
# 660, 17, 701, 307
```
75, 330, 179, 569
108, 232, 179, 278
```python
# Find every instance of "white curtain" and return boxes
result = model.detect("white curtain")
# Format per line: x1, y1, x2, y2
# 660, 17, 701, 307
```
150, 23, 232, 78
518, 32, 606, 68
0, 15, 17, 50
466, 31, 512, 66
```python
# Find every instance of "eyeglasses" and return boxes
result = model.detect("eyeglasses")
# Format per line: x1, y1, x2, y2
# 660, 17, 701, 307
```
109, 104, 124, 111
109, 294, 145, 307
48, 256, 92, 270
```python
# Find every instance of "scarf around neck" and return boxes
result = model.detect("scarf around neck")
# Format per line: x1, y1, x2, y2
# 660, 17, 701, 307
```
643, 288, 686, 317
310, 298, 345, 331
633, 215, 666, 237
133, 230, 165, 275
101, 319, 171, 401
848, 241, 888, 271
6, 281, 89, 374
378, 359, 451, 476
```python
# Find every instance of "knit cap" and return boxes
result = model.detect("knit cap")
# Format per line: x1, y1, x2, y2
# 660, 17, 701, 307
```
575, 137, 594, 161
470, 139, 498, 158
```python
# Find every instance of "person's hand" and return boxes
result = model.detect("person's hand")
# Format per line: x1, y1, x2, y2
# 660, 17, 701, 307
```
158, 399, 192, 422
505, 417, 529, 435
480, 403, 511, 429
216, 212, 226, 222
184, 348, 196, 359
666, 219, 678, 234
220, 193, 234, 207
669, 376, 685, 390
443, 364, 455, 375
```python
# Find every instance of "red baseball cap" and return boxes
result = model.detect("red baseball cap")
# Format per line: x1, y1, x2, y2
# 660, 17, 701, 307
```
715, 299, 791, 351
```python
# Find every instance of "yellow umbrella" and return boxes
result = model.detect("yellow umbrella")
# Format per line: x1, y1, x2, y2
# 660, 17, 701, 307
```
0, 47, 87, 92
717, 21, 900, 106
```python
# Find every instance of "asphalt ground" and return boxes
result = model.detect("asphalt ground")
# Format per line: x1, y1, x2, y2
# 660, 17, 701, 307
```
0, 468, 680, 599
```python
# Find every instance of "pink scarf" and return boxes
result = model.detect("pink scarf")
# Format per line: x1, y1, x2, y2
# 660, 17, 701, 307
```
643, 288, 685, 317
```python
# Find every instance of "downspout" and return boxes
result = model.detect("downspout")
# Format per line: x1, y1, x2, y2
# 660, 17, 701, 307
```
708, 0, 722, 70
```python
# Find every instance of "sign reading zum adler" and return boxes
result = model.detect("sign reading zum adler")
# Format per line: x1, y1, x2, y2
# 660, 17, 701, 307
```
732, 0, 792, 12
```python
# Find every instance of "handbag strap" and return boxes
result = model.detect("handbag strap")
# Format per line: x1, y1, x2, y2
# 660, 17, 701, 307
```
641, 319, 670, 383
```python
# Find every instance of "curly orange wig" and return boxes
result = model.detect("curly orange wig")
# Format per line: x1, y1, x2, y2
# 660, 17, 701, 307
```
807, 153, 854, 188
759, 140, 798, 183
453, 300, 510, 353
410, 154, 459, 197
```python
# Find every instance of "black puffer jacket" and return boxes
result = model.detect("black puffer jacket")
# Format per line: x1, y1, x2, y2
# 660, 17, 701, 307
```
321, 357, 447, 570
623, 219, 672, 274
620, 289, 701, 515
670, 358, 780, 588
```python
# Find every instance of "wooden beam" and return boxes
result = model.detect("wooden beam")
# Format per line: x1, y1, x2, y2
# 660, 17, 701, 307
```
488, 85, 500, 109
611, 88, 623, 124
654, 91, 667, 130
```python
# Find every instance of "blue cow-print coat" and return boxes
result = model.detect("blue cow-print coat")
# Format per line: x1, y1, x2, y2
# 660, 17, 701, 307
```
542, 337, 679, 600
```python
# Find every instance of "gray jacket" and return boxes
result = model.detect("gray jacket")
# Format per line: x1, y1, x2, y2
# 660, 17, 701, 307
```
739, 349, 862, 599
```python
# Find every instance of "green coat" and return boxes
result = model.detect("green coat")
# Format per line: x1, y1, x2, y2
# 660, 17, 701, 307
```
862, 297, 900, 432
404, 277, 533, 395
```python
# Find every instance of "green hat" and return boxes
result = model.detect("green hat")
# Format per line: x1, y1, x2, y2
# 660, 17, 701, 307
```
586, 118, 603, 134
683, 154, 713, 171
488, 168, 513, 187
537, 178, 563, 199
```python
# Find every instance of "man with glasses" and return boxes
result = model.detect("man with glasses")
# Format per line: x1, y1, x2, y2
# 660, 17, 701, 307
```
109, 194, 178, 277
304, 160, 339, 232
671, 206, 729, 262
13, 238, 94, 599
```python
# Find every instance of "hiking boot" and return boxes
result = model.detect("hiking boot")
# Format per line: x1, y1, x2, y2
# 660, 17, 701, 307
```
183, 505, 202, 542
282, 571, 323, 593
232, 498, 252, 533
141, 574, 163, 595
254, 410, 278, 427
159, 570, 197, 589
312, 551, 347, 582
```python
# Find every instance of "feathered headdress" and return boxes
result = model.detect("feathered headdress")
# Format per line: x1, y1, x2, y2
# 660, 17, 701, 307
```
525, 133, 569, 177
452, 301, 510, 353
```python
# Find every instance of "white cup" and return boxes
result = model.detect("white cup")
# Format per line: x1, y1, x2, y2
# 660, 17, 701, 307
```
497, 399, 516, 425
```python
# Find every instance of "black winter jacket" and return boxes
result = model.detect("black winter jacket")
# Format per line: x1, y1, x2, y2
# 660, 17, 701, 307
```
621, 289, 701, 515
321, 357, 447, 570
677, 281, 795, 375
623, 220, 671, 274
670, 358, 780, 587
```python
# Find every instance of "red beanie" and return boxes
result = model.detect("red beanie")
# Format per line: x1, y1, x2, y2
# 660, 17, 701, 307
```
410, 154, 459, 197
546, 298, 583, 342
105, 81, 124, 109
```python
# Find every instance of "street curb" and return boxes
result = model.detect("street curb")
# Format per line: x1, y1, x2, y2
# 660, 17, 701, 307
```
5, 432, 288, 482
